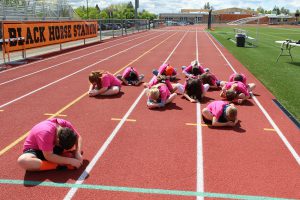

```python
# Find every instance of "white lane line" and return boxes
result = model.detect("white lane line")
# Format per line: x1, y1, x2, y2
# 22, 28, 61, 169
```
0, 32, 159, 86
64, 31, 189, 200
196, 28, 204, 200
205, 32, 300, 166
0, 32, 168, 109
0, 31, 155, 74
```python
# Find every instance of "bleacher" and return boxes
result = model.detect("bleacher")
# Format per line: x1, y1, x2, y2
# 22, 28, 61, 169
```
0, 0, 79, 20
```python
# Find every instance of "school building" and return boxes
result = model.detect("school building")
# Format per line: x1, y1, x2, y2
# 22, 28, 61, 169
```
159, 7, 297, 25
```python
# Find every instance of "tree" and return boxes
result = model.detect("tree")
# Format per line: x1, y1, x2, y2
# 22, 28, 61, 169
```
273, 6, 280, 15
95, 4, 100, 13
204, 2, 211, 9
256, 6, 265, 14
127, 1, 134, 9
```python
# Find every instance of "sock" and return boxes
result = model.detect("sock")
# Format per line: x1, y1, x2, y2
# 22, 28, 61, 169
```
39, 161, 58, 171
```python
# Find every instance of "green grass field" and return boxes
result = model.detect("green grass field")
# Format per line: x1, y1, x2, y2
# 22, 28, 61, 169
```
209, 25, 300, 122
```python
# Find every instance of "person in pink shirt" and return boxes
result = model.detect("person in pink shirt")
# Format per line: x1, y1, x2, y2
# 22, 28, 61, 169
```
146, 83, 177, 109
88, 70, 121, 96
116, 67, 144, 86
202, 100, 238, 127
182, 60, 207, 78
152, 63, 177, 81
228, 73, 256, 92
220, 81, 251, 104
199, 72, 225, 89
180, 77, 210, 103
145, 75, 180, 93
17, 118, 83, 171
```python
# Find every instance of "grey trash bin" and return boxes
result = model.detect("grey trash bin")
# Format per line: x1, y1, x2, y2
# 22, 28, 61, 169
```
236, 33, 246, 47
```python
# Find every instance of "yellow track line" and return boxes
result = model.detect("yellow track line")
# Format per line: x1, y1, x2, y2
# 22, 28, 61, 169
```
44, 113, 67, 117
185, 123, 208, 127
0, 32, 177, 156
111, 118, 136, 122
264, 128, 276, 132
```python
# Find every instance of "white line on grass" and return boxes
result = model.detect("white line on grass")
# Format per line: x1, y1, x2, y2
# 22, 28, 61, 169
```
0, 32, 168, 109
64, 30, 189, 200
0, 32, 159, 85
205, 32, 300, 166
0, 31, 155, 74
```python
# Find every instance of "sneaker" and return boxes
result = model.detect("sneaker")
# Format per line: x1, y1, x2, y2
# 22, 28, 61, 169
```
139, 74, 145, 81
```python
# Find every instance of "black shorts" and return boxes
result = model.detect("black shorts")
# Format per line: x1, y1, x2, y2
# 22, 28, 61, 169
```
23, 146, 64, 160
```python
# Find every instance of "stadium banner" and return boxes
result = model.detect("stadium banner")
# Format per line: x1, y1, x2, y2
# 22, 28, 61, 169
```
2, 21, 98, 53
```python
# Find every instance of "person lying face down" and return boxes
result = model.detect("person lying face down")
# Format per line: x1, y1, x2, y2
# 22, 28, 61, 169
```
202, 101, 238, 127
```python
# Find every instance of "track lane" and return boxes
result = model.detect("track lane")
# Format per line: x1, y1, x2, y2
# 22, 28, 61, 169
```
197, 30, 300, 198
0, 31, 179, 153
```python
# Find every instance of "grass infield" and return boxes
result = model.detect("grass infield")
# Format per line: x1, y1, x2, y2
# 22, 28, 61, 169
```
209, 25, 300, 122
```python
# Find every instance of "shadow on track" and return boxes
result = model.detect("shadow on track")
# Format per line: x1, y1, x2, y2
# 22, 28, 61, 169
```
23, 159, 90, 187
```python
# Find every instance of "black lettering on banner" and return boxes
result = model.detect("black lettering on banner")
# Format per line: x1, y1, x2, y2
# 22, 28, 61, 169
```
81, 24, 85, 36
59, 26, 64, 39
55, 26, 60, 40
7, 28, 17, 46
63, 26, 67, 39
73, 25, 77, 37
68, 25, 71, 38
48, 26, 55, 41
17, 27, 24, 45
33, 27, 39, 43
39, 27, 46, 42
26, 27, 34, 44
77, 25, 82, 37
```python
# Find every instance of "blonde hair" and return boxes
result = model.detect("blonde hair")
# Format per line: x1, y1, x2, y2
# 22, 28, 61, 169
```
226, 106, 237, 121
147, 85, 161, 100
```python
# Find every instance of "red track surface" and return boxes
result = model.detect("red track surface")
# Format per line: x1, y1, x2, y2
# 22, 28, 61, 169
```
0, 25, 299, 200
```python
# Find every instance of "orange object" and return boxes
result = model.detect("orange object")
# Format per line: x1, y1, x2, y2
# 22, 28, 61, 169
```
40, 161, 58, 171
165, 65, 174, 76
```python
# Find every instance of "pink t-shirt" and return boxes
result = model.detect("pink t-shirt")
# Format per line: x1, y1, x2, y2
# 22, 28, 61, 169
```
229, 73, 247, 85
148, 76, 174, 92
158, 84, 171, 102
101, 73, 122, 88
208, 73, 218, 85
122, 67, 139, 79
225, 81, 249, 96
183, 65, 205, 75
23, 118, 79, 152
206, 101, 228, 120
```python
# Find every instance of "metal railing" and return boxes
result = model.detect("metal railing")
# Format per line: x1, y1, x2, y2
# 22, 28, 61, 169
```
0, 19, 165, 66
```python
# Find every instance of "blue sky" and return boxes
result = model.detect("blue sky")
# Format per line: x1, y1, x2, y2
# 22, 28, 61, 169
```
69, 0, 300, 14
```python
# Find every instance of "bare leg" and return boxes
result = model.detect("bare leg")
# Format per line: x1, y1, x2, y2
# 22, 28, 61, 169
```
202, 108, 214, 121
248, 83, 256, 92
166, 93, 177, 104
101, 86, 120, 96
18, 153, 43, 171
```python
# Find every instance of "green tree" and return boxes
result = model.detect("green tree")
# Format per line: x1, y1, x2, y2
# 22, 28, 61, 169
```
95, 4, 100, 12
273, 6, 280, 15
256, 6, 265, 14
204, 2, 211, 9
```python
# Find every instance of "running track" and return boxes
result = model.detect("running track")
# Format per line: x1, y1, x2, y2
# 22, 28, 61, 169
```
0, 25, 299, 200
